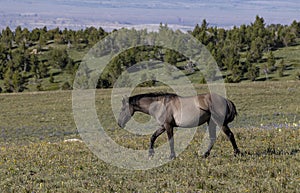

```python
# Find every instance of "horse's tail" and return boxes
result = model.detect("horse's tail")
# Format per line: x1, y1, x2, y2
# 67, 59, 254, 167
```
225, 99, 237, 124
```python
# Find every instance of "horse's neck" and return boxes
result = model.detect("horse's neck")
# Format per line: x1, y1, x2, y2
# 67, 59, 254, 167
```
134, 97, 158, 114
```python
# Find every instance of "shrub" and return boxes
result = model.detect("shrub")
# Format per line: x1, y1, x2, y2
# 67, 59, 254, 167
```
296, 71, 300, 80
61, 81, 72, 90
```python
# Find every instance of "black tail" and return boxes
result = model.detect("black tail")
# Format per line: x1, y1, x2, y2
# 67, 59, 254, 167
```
225, 99, 237, 124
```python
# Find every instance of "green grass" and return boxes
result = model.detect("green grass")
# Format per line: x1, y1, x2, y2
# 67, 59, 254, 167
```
0, 81, 299, 192
261, 43, 300, 81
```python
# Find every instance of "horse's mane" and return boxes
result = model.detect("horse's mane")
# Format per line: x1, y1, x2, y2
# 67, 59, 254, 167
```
129, 92, 178, 105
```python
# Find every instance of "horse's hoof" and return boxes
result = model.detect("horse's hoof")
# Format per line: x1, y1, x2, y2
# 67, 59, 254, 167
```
234, 149, 241, 156
202, 152, 210, 158
169, 153, 176, 160
149, 149, 155, 158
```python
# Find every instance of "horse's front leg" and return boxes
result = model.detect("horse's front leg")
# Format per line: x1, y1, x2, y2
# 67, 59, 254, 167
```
149, 126, 165, 157
165, 124, 176, 159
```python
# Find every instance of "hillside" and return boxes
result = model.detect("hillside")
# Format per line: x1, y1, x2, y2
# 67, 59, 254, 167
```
0, 17, 300, 93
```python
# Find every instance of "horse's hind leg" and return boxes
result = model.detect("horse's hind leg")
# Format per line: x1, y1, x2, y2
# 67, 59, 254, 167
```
149, 126, 165, 157
202, 121, 217, 158
222, 125, 240, 156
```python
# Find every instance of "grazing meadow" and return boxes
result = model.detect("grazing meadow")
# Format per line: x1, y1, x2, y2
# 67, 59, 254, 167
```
0, 81, 299, 192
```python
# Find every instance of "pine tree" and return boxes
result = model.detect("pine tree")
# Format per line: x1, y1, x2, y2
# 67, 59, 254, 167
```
245, 62, 259, 81
3, 66, 13, 92
277, 59, 285, 77
49, 73, 54, 83
14, 26, 23, 45
38, 32, 47, 47
30, 28, 41, 42
1, 27, 13, 48
222, 41, 240, 70
250, 38, 263, 62
12, 70, 24, 92
49, 48, 69, 69
290, 20, 300, 38
164, 50, 177, 65
267, 51, 276, 72
30, 54, 39, 79
38, 61, 48, 79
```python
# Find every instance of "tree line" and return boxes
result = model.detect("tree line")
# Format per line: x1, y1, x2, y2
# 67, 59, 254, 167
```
0, 16, 299, 92
192, 16, 300, 82
0, 26, 107, 92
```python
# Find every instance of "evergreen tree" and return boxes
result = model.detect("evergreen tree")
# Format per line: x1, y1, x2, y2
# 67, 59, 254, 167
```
295, 71, 300, 80
279, 27, 296, 47
1, 27, 13, 48
290, 20, 300, 38
38, 61, 48, 78
61, 81, 72, 90
21, 28, 30, 43
30, 28, 41, 42
30, 54, 39, 79
250, 38, 263, 62
38, 29, 47, 48
192, 19, 211, 45
3, 66, 13, 92
230, 65, 243, 83
14, 26, 23, 44
267, 51, 276, 72
49, 73, 54, 83
0, 43, 8, 79
222, 41, 240, 70
164, 49, 177, 65
48, 48, 69, 69
245, 62, 259, 81
12, 70, 24, 92
277, 59, 285, 77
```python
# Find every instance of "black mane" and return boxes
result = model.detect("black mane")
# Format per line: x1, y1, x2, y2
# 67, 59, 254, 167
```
129, 92, 178, 105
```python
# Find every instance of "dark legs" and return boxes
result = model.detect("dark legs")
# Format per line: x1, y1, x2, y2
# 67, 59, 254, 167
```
149, 124, 240, 159
202, 121, 217, 158
166, 125, 175, 159
149, 126, 165, 157
149, 124, 175, 159
222, 125, 240, 156
202, 122, 240, 158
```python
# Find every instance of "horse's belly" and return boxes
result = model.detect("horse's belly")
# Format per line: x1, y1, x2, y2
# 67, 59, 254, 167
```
172, 97, 210, 128
174, 111, 209, 128
177, 118, 200, 128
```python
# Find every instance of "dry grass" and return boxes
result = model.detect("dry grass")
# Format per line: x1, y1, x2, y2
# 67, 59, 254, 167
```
0, 81, 299, 192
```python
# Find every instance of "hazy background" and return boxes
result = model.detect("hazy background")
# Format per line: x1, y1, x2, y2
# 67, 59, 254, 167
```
1, 0, 300, 31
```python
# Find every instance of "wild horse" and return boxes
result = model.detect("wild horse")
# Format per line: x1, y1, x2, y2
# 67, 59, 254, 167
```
118, 92, 240, 159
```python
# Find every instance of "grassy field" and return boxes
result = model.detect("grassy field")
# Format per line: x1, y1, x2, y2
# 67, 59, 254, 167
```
0, 81, 299, 192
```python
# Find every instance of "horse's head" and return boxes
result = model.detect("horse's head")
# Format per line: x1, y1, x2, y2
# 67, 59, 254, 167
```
118, 96, 133, 128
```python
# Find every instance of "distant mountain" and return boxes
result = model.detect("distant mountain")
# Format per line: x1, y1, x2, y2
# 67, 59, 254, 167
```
0, 0, 299, 31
